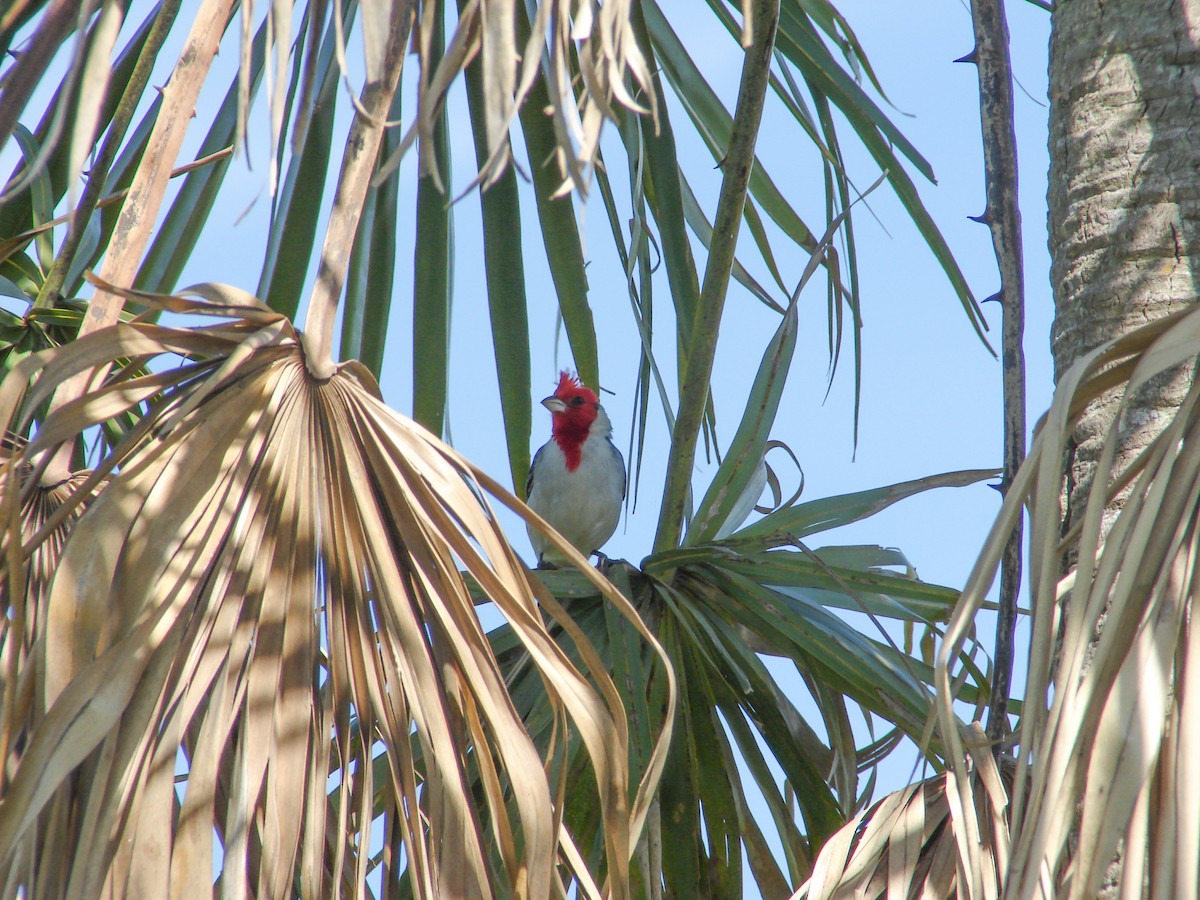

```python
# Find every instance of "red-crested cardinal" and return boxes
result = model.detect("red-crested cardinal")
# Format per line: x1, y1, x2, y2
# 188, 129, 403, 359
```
526, 372, 626, 568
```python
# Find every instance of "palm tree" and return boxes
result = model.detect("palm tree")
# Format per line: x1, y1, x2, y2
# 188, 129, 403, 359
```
0, 1, 998, 897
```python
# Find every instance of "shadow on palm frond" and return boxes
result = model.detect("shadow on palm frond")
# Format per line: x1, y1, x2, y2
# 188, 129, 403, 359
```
0, 281, 673, 899
0, 468, 94, 749
797, 305, 1200, 898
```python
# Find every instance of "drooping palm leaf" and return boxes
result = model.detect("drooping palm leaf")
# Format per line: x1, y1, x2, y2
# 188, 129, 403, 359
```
0, 469, 96, 779
0, 282, 673, 898
964, 309, 1200, 900
409, 0, 453, 433
515, 9, 600, 396
459, 12, 533, 496
902, 305, 1200, 899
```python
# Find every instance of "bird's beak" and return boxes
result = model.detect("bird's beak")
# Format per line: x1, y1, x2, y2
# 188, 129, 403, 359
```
542, 396, 567, 413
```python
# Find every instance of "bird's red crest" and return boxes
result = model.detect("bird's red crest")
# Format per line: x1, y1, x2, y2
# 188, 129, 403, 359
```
554, 371, 598, 405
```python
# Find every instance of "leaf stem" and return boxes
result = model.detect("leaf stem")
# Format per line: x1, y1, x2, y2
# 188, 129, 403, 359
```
653, 0, 780, 553
39, 0, 235, 484
35, 0, 183, 310
301, 1, 415, 378
0, 0, 77, 154
968, 0, 1027, 749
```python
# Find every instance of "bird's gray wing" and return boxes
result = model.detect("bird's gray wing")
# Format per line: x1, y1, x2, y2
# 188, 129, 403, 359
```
608, 438, 627, 500
525, 443, 546, 499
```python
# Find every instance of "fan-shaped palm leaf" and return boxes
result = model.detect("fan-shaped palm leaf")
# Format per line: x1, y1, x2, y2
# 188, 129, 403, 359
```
0, 283, 673, 898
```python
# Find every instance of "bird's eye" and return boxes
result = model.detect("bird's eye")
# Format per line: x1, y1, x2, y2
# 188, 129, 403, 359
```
570, 396, 585, 406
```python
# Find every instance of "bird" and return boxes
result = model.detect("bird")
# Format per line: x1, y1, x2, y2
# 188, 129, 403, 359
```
525, 371, 626, 568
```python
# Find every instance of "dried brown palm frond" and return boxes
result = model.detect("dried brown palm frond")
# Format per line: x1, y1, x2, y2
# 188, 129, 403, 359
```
791, 308, 1200, 900
0, 282, 673, 899
389, 0, 657, 194
931, 305, 1200, 899
789, 724, 1010, 900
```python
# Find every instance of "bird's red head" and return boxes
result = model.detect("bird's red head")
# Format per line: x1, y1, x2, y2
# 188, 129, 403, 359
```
553, 371, 599, 406
544, 372, 601, 467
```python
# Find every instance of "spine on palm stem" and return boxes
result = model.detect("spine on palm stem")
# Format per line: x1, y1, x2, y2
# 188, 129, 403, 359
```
964, 0, 1026, 749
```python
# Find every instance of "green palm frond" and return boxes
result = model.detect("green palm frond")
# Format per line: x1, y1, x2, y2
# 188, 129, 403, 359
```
491, 463, 994, 895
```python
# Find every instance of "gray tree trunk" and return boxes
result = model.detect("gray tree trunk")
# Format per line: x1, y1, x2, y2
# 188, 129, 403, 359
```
1049, 0, 1200, 536
1047, 1, 1200, 895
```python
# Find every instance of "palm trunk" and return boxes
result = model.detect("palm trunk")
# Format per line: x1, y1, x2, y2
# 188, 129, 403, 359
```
1048, 2, 1200, 895
1049, 0, 1200, 536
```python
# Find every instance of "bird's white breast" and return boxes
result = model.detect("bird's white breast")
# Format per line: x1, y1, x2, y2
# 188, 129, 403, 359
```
526, 415, 624, 565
